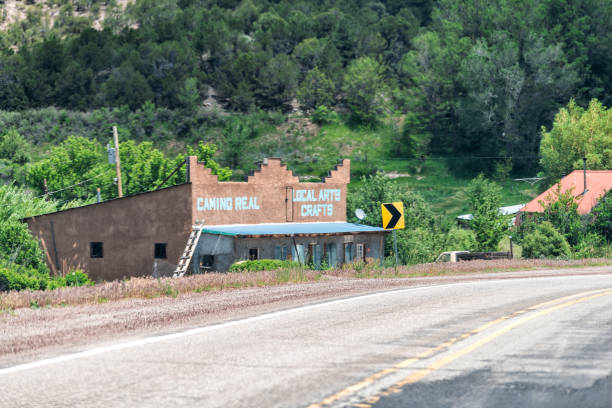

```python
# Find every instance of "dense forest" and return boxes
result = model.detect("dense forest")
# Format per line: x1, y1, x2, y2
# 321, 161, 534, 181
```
0, 0, 611, 288
0, 0, 609, 175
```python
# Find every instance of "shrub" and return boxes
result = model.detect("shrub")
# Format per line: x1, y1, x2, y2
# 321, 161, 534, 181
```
0, 266, 49, 292
522, 221, 571, 259
573, 233, 611, 259
229, 259, 301, 272
311, 105, 338, 125
0, 266, 93, 292
443, 228, 478, 251
63, 269, 94, 287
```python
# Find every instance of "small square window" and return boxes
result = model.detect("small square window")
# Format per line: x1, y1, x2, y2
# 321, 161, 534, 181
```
90, 242, 103, 258
154, 243, 167, 259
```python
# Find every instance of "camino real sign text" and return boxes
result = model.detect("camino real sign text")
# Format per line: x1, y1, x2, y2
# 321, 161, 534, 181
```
197, 196, 260, 211
293, 188, 341, 217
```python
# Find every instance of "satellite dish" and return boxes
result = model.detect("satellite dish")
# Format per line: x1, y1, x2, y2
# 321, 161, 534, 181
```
355, 208, 366, 220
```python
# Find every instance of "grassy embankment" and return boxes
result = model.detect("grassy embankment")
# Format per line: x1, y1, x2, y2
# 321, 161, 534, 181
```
305, 121, 540, 219
2, 259, 611, 311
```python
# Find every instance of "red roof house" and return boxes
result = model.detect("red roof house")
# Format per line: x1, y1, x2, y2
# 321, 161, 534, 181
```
519, 170, 612, 217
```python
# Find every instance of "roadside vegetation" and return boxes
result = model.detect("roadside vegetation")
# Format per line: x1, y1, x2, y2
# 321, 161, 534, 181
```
2, 258, 611, 311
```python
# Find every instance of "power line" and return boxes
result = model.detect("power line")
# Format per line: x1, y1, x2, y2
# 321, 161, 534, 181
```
37, 171, 112, 199
0, 171, 113, 209
376, 156, 541, 161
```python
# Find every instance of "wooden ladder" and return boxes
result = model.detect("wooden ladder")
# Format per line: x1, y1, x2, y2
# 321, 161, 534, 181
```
173, 223, 204, 278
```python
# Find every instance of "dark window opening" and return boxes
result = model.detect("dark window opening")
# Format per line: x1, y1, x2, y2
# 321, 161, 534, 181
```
90, 242, 103, 258
249, 248, 260, 260
154, 243, 167, 259
200, 255, 214, 273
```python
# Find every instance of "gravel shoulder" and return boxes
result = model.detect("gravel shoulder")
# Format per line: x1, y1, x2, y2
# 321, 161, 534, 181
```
2, 266, 611, 367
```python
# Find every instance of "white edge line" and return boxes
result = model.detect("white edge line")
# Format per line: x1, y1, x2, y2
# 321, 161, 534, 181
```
0, 275, 607, 376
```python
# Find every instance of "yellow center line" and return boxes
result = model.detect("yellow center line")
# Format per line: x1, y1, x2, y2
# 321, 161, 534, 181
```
308, 288, 612, 408
381, 289, 612, 399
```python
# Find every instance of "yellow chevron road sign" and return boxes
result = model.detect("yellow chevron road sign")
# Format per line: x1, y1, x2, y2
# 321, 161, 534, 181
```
381, 202, 404, 230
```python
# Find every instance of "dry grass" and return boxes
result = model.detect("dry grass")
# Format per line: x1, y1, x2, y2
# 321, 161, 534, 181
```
1, 259, 611, 310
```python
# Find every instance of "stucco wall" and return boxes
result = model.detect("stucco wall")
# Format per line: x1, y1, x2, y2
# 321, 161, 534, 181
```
188, 157, 349, 225
26, 184, 192, 281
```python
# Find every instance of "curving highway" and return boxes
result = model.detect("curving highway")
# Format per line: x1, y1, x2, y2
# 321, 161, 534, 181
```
2, 272, 612, 408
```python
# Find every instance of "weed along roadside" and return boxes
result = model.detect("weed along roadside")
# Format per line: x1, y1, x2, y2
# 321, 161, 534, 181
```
2, 259, 612, 311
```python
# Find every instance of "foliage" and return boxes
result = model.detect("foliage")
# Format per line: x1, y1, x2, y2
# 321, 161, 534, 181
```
310, 105, 338, 125
0, 265, 93, 292
185, 142, 232, 181
0, 184, 59, 275
27, 135, 106, 201
219, 116, 258, 172
343, 57, 389, 124
26, 135, 230, 200
229, 259, 301, 272
0, 128, 31, 183
522, 221, 571, 259
539, 185, 584, 246
347, 172, 439, 264
297, 67, 335, 111
466, 175, 507, 251
0, 221, 49, 274
572, 233, 611, 259
0, 0, 608, 177
540, 99, 612, 180
442, 228, 478, 251
0, 266, 49, 292
590, 190, 612, 241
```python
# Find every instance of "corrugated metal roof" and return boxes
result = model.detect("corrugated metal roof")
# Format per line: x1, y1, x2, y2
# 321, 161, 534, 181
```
520, 170, 612, 215
200, 222, 387, 237
457, 204, 526, 221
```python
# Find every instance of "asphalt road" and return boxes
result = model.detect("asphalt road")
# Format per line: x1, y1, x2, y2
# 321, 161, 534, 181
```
2, 272, 612, 408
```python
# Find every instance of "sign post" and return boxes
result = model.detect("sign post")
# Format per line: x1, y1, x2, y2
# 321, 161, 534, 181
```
381, 202, 405, 267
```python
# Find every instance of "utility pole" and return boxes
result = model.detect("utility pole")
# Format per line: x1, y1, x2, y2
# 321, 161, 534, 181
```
112, 126, 123, 198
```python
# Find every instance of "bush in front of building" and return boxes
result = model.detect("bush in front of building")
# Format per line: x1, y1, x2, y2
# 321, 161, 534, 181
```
521, 222, 571, 259
229, 260, 301, 272
47, 269, 94, 289
0, 265, 49, 292
0, 265, 94, 292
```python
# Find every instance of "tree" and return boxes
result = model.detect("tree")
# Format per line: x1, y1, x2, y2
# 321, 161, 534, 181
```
256, 54, 298, 109
540, 99, 612, 180
0, 128, 31, 185
347, 172, 439, 264
539, 185, 584, 246
343, 57, 389, 124
0, 128, 30, 165
297, 67, 335, 111
219, 117, 257, 171
177, 77, 201, 115
590, 190, 612, 241
466, 175, 507, 251
186, 142, 232, 181
0, 184, 57, 274
27, 135, 107, 201
399, 111, 431, 159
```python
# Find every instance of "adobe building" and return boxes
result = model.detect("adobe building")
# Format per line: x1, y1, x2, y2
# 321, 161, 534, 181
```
25, 157, 387, 281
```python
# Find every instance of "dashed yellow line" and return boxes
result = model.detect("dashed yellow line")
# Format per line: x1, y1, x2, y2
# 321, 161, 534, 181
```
308, 288, 612, 408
